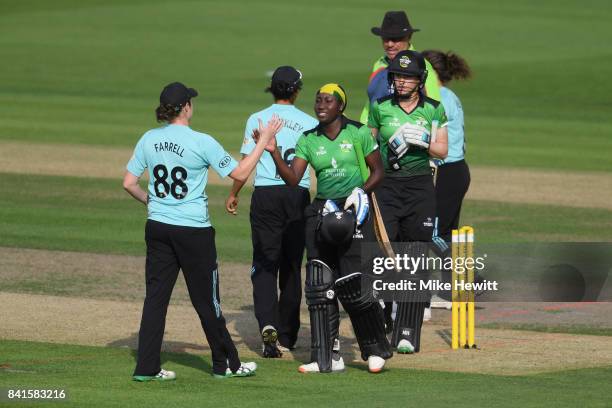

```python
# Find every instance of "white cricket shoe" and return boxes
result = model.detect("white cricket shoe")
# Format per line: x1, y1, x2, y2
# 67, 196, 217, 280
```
298, 356, 345, 373
397, 339, 415, 354
423, 306, 432, 321
217, 362, 257, 378
367, 355, 385, 373
430, 294, 452, 310
133, 368, 176, 382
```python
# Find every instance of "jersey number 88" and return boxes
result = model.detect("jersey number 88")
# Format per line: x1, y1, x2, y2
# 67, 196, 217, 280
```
153, 164, 188, 199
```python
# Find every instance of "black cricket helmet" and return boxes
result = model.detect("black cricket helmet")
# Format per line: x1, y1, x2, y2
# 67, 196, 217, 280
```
387, 50, 428, 87
319, 210, 356, 245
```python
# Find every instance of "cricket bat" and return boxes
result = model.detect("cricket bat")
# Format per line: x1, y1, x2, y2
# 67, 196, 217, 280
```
352, 136, 396, 261
430, 120, 439, 186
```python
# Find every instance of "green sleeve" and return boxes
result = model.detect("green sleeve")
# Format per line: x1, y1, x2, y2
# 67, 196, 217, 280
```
358, 125, 378, 156
295, 134, 310, 162
424, 60, 441, 101
367, 101, 380, 129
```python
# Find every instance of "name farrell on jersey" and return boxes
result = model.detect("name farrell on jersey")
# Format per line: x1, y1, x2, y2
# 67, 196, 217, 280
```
154, 141, 185, 157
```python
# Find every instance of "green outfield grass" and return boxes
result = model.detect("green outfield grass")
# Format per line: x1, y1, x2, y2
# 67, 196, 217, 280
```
1, 0, 611, 172
479, 323, 612, 337
0, 173, 610, 262
2, 2, 611, 405
0, 340, 611, 408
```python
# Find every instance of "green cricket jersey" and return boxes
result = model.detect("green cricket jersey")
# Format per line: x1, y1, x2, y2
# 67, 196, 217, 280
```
295, 116, 378, 200
359, 44, 441, 124
368, 94, 447, 177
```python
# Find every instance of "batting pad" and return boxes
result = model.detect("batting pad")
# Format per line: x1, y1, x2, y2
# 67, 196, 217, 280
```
305, 260, 339, 372
336, 273, 393, 361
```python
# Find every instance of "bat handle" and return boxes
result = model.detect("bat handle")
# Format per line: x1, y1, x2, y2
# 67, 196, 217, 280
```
431, 120, 438, 144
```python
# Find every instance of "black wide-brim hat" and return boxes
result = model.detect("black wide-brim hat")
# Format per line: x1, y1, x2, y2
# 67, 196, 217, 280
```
371, 11, 420, 37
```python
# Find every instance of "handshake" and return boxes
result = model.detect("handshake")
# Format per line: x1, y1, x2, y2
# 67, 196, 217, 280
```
387, 122, 431, 166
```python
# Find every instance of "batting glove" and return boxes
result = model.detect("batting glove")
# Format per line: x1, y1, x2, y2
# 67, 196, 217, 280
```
344, 187, 369, 226
322, 199, 340, 216
388, 123, 430, 158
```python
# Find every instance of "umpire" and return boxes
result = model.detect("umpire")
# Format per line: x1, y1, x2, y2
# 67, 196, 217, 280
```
226, 66, 317, 357
359, 10, 441, 124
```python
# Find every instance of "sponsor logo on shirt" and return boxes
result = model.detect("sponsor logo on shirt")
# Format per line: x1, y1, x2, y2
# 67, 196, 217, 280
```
414, 117, 427, 127
315, 146, 327, 156
219, 155, 232, 168
325, 168, 346, 178
331, 157, 338, 169
339, 140, 353, 152
389, 117, 401, 127
423, 217, 434, 228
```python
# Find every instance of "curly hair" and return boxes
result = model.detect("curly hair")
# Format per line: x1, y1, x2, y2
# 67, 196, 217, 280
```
422, 50, 472, 84
155, 103, 186, 123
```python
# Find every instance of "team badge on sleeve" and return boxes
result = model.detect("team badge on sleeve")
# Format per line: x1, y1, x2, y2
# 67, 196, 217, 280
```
219, 156, 232, 168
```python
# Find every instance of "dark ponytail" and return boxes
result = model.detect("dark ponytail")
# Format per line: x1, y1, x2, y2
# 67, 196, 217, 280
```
422, 50, 472, 84
265, 81, 302, 101
155, 103, 185, 123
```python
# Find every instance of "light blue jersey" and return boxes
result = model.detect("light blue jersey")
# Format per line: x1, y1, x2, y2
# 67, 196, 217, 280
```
240, 104, 317, 188
127, 124, 238, 228
440, 87, 466, 163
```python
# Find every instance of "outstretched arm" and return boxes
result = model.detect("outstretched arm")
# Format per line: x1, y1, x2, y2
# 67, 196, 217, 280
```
225, 155, 247, 215
271, 150, 308, 186
253, 126, 308, 186
229, 116, 282, 182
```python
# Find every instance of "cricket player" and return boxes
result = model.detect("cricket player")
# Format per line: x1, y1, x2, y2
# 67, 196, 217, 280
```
422, 50, 472, 308
359, 10, 441, 124
123, 82, 282, 380
368, 51, 448, 354
225, 66, 317, 357
261, 83, 392, 373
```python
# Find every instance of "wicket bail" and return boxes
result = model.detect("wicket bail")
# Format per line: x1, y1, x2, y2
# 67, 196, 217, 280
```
451, 226, 476, 349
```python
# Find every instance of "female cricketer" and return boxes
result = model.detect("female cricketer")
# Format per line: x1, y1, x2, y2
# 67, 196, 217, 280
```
368, 50, 449, 354
260, 83, 392, 374
225, 66, 317, 358
123, 82, 282, 380
421, 50, 473, 308
421, 50, 472, 245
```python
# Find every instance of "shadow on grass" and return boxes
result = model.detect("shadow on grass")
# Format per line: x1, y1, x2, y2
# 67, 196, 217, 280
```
436, 328, 452, 346
107, 333, 213, 374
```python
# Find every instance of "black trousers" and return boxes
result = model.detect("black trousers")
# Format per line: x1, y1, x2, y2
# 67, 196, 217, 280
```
134, 220, 240, 377
375, 174, 436, 243
435, 160, 471, 242
250, 185, 309, 347
433, 160, 470, 300
375, 175, 436, 324
304, 198, 375, 275
304, 197, 377, 352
